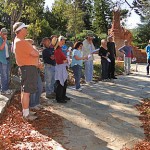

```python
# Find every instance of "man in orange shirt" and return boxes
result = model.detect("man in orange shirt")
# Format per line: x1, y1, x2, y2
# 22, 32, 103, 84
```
13, 22, 39, 120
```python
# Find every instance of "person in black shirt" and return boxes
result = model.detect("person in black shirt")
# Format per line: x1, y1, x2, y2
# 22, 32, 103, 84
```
107, 36, 117, 79
42, 37, 56, 99
99, 39, 110, 81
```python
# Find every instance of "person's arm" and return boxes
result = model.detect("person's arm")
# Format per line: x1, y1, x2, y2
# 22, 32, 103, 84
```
0, 36, 7, 50
74, 55, 87, 60
118, 46, 125, 54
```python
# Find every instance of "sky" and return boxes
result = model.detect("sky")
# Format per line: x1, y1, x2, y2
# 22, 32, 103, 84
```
45, 0, 141, 29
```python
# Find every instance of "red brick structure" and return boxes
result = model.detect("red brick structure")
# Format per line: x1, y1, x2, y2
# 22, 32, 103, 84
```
108, 8, 146, 63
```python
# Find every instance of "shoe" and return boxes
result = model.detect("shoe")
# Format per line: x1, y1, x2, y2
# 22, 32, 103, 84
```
112, 77, 117, 79
30, 106, 40, 110
64, 96, 70, 100
76, 88, 82, 91
1, 89, 13, 95
36, 104, 43, 108
23, 114, 38, 121
30, 111, 36, 115
57, 100, 67, 103
46, 94, 55, 99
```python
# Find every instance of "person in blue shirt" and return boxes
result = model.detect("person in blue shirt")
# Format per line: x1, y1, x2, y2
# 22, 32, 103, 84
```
0, 28, 12, 94
146, 40, 150, 75
71, 41, 87, 91
118, 40, 133, 75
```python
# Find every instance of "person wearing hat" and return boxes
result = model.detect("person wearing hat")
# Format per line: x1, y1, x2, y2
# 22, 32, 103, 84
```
51, 36, 70, 103
42, 37, 56, 99
107, 35, 117, 79
13, 22, 39, 120
0, 28, 12, 95
82, 31, 95, 84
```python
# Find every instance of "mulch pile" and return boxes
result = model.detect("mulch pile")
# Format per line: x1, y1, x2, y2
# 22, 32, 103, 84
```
122, 98, 150, 150
0, 92, 66, 150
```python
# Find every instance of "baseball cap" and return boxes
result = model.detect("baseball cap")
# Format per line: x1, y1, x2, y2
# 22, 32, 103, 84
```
58, 35, 67, 42
1, 28, 8, 34
86, 31, 95, 38
13, 22, 29, 33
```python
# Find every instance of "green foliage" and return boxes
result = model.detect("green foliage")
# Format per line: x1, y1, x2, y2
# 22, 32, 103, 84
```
93, 0, 113, 34
132, 22, 150, 49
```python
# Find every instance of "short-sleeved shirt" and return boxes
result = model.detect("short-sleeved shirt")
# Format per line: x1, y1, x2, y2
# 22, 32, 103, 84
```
14, 37, 38, 66
42, 47, 56, 66
0, 37, 9, 64
118, 45, 133, 57
54, 46, 66, 64
146, 45, 150, 59
71, 49, 83, 67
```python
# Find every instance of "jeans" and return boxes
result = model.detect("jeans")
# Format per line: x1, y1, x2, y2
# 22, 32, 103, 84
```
124, 56, 131, 74
146, 59, 150, 74
29, 72, 43, 107
72, 65, 82, 89
84, 60, 93, 82
101, 58, 109, 79
44, 64, 55, 95
0, 62, 9, 91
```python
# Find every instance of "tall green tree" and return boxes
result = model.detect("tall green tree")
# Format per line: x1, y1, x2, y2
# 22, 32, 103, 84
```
93, 0, 113, 35
51, 0, 68, 35
0, 0, 45, 39
64, 0, 85, 39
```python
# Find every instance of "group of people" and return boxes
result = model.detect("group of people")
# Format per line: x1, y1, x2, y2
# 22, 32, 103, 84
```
0, 21, 143, 121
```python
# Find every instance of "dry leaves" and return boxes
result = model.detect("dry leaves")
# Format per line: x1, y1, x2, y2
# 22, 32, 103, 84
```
0, 92, 66, 150
122, 98, 150, 150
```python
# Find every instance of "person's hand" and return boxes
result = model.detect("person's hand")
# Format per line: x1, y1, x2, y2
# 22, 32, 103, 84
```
50, 55, 55, 60
63, 59, 68, 63
83, 56, 88, 60
3, 35, 7, 41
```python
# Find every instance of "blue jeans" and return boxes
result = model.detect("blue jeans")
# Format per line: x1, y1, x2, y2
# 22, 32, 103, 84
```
0, 62, 9, 91
29, 72, 43, 107
101, 59, 109, 79
72, 65, 82, 89
84, 60, 93, 82
44, 64, 55, 95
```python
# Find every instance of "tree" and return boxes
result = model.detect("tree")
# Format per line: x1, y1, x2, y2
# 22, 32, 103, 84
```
93, 0, 113, 35
64, 0, 85, 39
0, 0, 45, 39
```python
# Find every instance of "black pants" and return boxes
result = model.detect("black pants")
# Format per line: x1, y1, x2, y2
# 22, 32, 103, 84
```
56, 80, 67, 101
101, 59, 109, 79
108, 57, 115, 78
146, 59, 150, 74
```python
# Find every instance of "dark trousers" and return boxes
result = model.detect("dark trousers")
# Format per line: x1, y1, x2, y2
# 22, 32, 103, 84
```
56, 80, 67, 101
101, 59, 109, 79
108, 57, 115, 78
146, 59, 150, 74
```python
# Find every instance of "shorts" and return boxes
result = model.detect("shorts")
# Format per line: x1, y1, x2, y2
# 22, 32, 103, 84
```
20, 66, 38, 93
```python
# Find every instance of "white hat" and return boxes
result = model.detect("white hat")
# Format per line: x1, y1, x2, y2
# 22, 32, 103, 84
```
13, 22, 29, 33
58, 35, 67, 42
1, 28, 8, 34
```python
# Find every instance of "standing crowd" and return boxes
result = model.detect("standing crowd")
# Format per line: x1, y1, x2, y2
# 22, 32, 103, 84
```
1, 21, 148, 121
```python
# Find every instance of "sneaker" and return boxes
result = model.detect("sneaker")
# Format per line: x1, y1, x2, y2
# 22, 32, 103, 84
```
1, 89, 13, 95
76, 88, 82, 91
57, 100, 67, 103
30, 111, 36, 115
46, 94, 55, 99
23, 114, 38, 121
64, 96, 70, 100
30, 105, 40, 110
